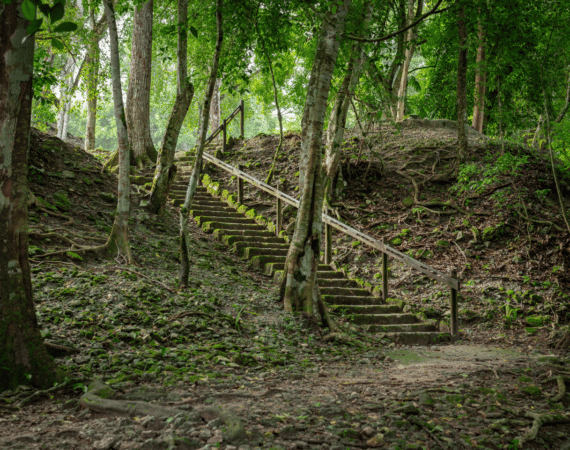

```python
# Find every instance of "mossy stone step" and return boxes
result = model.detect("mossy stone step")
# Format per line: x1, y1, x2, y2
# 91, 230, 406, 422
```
130, 176, 153, 185
233, 242, 289, 257
322, 295, 377, 305
194, 198, 230, 206
217, 231, 279, 244
190, 210, 244, 219
366, 323, 438, 333
202, 222, 266, 233
319, 278, 360, 288
330, 304, 401, 315
241, 247, 289, 260
317, 271, 345, 280
269, 264, 333, 279
176, 156, 195, 162
352, 313, 418, 326
225, 235, 286, 247
250, 255, 286, 270
320, 287, 371, 297
383, 331, 449, 345
195, 216, 255, 227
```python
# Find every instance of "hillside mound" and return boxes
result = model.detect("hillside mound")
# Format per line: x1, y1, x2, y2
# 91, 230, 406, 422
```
210, 121, 570, 349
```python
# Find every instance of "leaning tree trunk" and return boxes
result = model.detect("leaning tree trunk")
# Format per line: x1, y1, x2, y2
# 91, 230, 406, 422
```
323, 1, 372, 205
0, 0, 61, 391
56, 57, 74, 139
85, 6, 101, 152
126, 0, 157, 168
103, 0, 132, 263
281, 0, 350, 323
179, 0, 223, 286
147, 0, 194, 215
210, 78, 222, 134
472, 16, 486, 133
456, 3, 468, 164
263, 49, 284, 185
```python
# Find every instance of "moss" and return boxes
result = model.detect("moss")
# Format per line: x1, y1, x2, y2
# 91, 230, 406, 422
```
402, 196, 414, 207
518, 376, 533, 383
526, 315, 548, 327
436, 240, 450, 248
389, 237, 402, 246
351, 240, 361, 248
399, 229, 411, 236
522, 385, 541, 397
66, 252, 83, 261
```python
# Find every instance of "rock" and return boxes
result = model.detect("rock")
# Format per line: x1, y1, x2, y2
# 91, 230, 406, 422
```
207, 435, 223, 444
140, 438, 168, 450
393, 404, 420, 415
456, 231, 464, 241
93, 436, 120, 450
142, 416, 166, 431
361, 426, 375, 437
418, 392, 435, 405
199, 428, 212, 440
62, 170, 75, 179
99, 192, 117, 203
366, 434, 385, 447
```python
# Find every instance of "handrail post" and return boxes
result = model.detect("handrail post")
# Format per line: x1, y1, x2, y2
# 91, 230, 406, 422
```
450, 268, 459, 339
382, 237, 388, 301
222, 119, 227, 153
237, 164, 244, 204
276, 182, 282, 236
240, 99, 245, 138
325, 216, 332, 265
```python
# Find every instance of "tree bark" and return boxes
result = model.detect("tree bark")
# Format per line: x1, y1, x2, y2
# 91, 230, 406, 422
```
126, 0, 157, 168
281, 0, 350, 321
456, 3, 468, 164
0, 0, 61, 391
179, 0, 223, 286
104, 0, 132, 263
147, 0, 194, 215
210, 78, 222, 134
472, 16, 486, 133
324, 1, 372, 204
85, 6, 101, 152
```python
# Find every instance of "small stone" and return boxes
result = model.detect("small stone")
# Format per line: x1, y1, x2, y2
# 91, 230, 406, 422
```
456, 231, 464, 241
418, 392, 435, 405
361, 426, 375, 437
207, 435, 223, 444
142, 416, 165, 431
366, 434, 385, 447
384, 356, 393, 363
62, 170, 75, 179
295, 442, 308, 449
199, 428, 212, 440
318, 370, 328, 378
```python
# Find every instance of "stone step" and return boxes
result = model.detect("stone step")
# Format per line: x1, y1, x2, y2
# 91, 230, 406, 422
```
319, 278, 360, 288
195, 216, 255, 227
202, 222, 266, 233
366, 323, 438, 334
194, 199, 230, 207
322, 295, 377, 306
219, 231, 281, 246
233, 242, 289, 257
241, 247, 289, 260
352, 313, 418, 326
176, 156, 195, 162
317, 271, 345, 280
189, 204, 235, 212
130, 176, 153, 185
383, 331, 449, 346
320, 287, 371, 297
190, 210, 244, 220
330, 305, 400, 315
226, 235, 286, 247
250, 255, 286, 270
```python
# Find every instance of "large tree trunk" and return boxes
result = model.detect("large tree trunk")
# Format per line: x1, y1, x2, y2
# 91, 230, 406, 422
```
456, 3, 468, 164
147, 0, 194, 215
323, 1, 372, 204
85, 6, 101, 152
396, 0, 423, 122
179, 0, 223, 286
104, 0, 132, 263
126, 0, 157, 168
281, 0, 350, 320
472, 16, 486, 133
56, 57, 74, 139
0, 0, 61, 391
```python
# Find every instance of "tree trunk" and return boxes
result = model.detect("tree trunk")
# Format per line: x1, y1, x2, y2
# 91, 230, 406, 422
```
104, 0, 132, 263
85, 6, 101, 152
396, 0, 423, 122
56, 57, 74, 139
210, 78, 222, 134
0, 0, 61, 391
148, 0, 194, 215
179, 0, 223, 286
472, 16, 486, 133
323, 1, 372, 204
281, 0, 350, 321
126, 0, 157, 168
555, 68, 570, 124
456, 3, 468, 164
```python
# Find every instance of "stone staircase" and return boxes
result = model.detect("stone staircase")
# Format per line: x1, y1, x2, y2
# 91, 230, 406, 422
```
153, 144, 448, 345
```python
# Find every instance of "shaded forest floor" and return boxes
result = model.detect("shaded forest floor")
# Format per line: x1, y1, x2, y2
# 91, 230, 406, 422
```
1, 127, 570, 450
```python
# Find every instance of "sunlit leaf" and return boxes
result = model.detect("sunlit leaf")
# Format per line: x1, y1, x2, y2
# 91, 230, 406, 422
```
26, 18, 42, 35
51, 38, 64, 50
22, 0, 37, 21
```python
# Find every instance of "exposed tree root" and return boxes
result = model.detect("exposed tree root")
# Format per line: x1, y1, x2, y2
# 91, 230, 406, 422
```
35, 206, 74, 225
16, 377, 88, 408
31, 227, 106, 243
34, 243, 107, 259
518, 208, 564, 232
552, 375, 567, 402
44, 342, 80, 358
29, 232, 81, 248
556, 329, 570, 349
516, 411, 570, 447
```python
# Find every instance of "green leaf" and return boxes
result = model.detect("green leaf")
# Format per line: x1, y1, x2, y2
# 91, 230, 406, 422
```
38, 3, 50, 15
51, 38, 64, 50
189, 25, 198, 38
26, 18, 42, 34
22, 0, 37, 21
50, 3, 64, 23
53, 21, 77, 32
